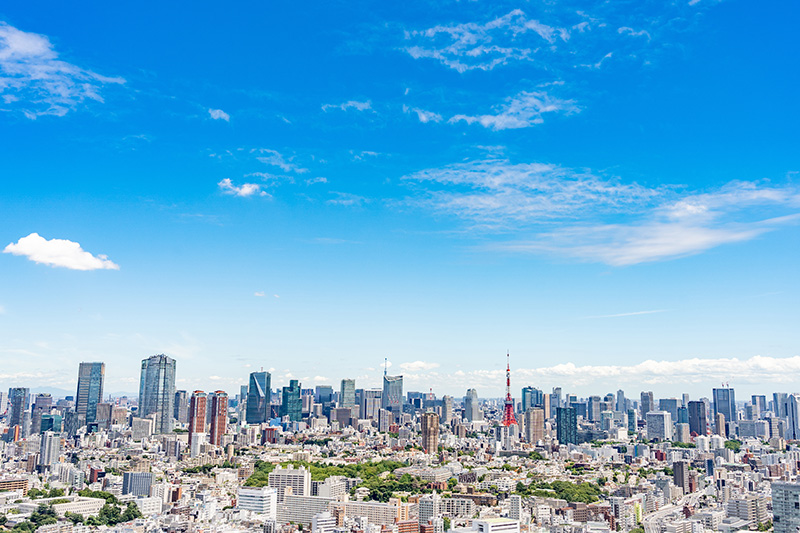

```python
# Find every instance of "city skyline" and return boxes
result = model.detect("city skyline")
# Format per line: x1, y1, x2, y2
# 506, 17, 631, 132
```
1, 2, 799, 397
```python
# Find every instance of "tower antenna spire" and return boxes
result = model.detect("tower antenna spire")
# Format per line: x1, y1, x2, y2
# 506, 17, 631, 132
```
384, 357, 388, 377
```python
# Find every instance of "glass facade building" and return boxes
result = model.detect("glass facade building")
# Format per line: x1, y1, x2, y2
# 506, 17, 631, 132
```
246, 371, 270, 425
76, 362, 105, 424
138, 354, 176, 434
280, 379, 302, 422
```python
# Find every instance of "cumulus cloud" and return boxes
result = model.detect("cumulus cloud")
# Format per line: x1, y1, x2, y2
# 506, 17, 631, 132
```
321, 100, 373, 112
4, 233, 119, 270
218, 178, 268, 197
400, 361, 441, 372
0, 22, 125, 118
450, 91, 578, 130
208, 108, 230, 121
405, 159, 800, 264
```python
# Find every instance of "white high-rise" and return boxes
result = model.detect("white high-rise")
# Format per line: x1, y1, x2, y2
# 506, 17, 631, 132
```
238, 486, 277, 518
269, 465, 311, 503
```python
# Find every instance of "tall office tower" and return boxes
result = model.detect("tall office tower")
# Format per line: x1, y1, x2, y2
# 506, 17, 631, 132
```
687, 400, 708, 435
138, 354, 176, 434
588, 396, 602, 422
208, 391, 228, 446
525, 408, 545, 444
420, 412, 439, 454
174, 390, 189, 424
673, 461, 690, 493
246, 371, 270, 425
464, 389, 481, 422
382, 375, 403, 420
715, 412, 727, 437
752, 395, 767, 417
39, 431, 61, 469
774, 393, 789, 418
122, 472, 155, 497
646, 411, 672, 442
627, 408, 638, 433
440, 395, 454, 424
280, 380, 302, 422
188, 391, 207, 448
0, 391, 7, 415
785, 395, 800, 440
551, 387, 562, 416
772, 481, 800, 533
8, 387, 30, 428
315, 385, 335, 417
31, 393, 53, 434
640, 391, 654, 416
616, 390, 626, 412
361, 389, 382, 420
76, 362, 105, 424
712, 387, 736, 425
95, 403, 113, 430
677, 407, 689, 424
556, 407, 577, 445
340, 379, 356, 408
521, 387, 539, 412
659, 398, 679, 420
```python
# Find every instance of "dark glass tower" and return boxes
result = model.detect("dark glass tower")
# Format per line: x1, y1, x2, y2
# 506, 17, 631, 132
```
76, 362, 105, 424
280, 379, 302, 422
246, 371, 270, 424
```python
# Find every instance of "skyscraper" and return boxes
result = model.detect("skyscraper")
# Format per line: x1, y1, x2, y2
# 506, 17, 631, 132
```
280, 380, 302, 422
712, 387, 736, 425
772, 481, 800, 533
138, 354, 176, 434
616, 390, 626, 412
640, 391, 654, 416
39, 431, 61, 470
382, 375, 403, 420
340, 379, 356, 409
174, 390, 189, 424
464, 389, 481, 422
8, 387, 29, 429
76, 362, 105, 424
556, 407, 577, 445
588, 396, 602, 422
188, 390, 207, 449
208, 391, 228, 446
246, 371, 271, 425
646, 411, 672, 442
441, 395, 454, 425
420, 411, 439, 454
521, 387, 543, 412
525, 408, 545, 444
688, 400, 708, 435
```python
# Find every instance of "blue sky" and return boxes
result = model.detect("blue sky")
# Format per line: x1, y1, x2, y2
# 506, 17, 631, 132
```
1, 0, 799, 400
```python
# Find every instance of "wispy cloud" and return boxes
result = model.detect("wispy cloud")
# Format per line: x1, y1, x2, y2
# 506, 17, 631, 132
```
305, 177, 328, 185
321, 100, 373, 112
405, 159, 800, 264
208, 108, 230, 121
449, 91, 578, 130
4, 233, 119, 271
327, 192, 369, 206
403, 105, 442, 124
400, 361, 440, 372
218, 178, 268, 197
0, 22, 125, 118
250, 148, 307, 173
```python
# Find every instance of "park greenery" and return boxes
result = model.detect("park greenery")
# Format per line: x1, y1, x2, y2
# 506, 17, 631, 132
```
515, 480, 604, 503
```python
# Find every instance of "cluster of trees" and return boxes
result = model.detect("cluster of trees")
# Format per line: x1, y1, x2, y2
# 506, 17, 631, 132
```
246, 459, 406, 487
183, 460, 239, 474
6, 504, 58, 531
515, 480, 604, 503
65, 502, 143, 526
725, 440, 742, 452
24, 488, 65, 500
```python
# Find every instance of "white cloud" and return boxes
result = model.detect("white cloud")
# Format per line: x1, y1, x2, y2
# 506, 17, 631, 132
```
580, 51, 614, 70
450, 91, 578, 130
403, 105, 442, 123
405, 9, 567, 73
327, 192, 368, 206
218, 178, 268, 197
4, 233, 119, 271
0, 22, 125, 118
618, 27, 651, 40
251, 148, 307, 173
405, 159, 800, 264
305, 177, 328, 185
400, 361, 440, 372
208, 108, 230, 121
254, 291, 265, 297
321, 100, 373, 112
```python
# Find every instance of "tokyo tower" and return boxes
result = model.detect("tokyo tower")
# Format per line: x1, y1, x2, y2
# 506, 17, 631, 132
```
502, 352, 517, 427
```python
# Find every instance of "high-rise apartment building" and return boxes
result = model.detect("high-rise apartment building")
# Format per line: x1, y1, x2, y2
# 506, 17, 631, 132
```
464, 389, 481, 422
208, 390, 228, 446
138, 354, 176, 434
420, 412, 439, 454
76, 362, 105, 424
382, 375, 403, 420
556, 407, 577, 445
280, 380, 302, 422
188, 391, 207, 449
772, 481, 800, 533
340, 379, 356, 409
39, 431, 61, 469
673, 460, 689, 493
524, 408, 545, 444
246, 371, 270, 425
269, 464, 311, 503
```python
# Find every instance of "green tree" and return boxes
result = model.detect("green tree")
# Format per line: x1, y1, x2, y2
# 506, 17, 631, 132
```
121, 502, 143, 522
443, 517, 451, 531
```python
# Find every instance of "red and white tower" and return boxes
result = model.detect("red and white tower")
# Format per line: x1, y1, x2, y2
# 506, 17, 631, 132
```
502, 352, 517, 427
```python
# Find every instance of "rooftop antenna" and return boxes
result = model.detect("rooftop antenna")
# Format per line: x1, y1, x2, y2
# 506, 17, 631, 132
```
384, 357, 388, 377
